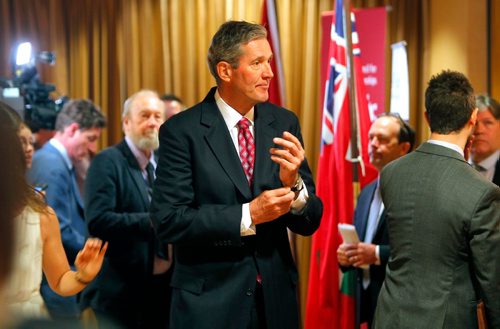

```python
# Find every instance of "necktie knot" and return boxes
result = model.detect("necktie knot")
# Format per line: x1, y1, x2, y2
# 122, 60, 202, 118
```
237, 118, 251, 130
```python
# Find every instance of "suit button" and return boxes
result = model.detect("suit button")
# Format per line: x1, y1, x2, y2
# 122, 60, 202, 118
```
246, 289, 253, 296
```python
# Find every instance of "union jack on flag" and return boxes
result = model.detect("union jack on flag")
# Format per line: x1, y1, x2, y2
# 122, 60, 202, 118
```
321, 0, 361, 149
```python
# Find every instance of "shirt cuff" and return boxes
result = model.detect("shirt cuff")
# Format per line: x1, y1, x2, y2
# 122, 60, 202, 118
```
375, 245, 381, 265
240, 203, 256, 236
290, 184, 309, 214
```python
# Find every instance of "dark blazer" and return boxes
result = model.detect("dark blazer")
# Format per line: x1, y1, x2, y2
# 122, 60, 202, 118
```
373, 143, 500, 329
27, 141, 84, 318
352, 180, 389, 326
493, 158, 500, 186
150, 88, 323, 329
81, 140, 170, 328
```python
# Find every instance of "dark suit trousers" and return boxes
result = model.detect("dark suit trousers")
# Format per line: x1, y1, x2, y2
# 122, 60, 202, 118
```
247, 282, 267, 329
360, 285, 375, 329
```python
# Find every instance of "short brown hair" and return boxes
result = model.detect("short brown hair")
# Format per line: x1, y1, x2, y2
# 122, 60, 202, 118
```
207, 21, 267, 84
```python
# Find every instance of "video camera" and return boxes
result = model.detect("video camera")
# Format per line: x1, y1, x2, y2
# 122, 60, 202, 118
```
0, 42, 67, 132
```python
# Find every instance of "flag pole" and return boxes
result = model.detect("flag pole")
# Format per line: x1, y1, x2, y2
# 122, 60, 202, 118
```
342, 0, 360, 188
342, 1, 361, 328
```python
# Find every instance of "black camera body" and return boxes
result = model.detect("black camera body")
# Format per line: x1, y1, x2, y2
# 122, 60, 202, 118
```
0, 48, 66, 132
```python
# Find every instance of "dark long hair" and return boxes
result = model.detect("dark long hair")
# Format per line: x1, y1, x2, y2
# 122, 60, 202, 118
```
0, 101, 26, 279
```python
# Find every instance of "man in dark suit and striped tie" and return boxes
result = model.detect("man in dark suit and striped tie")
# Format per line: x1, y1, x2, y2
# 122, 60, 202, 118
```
151, 21, 323, 329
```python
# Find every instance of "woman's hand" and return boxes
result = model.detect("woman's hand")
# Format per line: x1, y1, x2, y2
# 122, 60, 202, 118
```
74, 238, 108, 283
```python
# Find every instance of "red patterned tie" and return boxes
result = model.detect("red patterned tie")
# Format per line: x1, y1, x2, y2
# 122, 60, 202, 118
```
237, 118, 255, 185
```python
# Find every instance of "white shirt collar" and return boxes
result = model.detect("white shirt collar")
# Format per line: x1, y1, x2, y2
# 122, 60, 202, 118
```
49, 138, 73, 170
215, 89, 254, 129
427, 139, 464, 158
474, 150, 500, 171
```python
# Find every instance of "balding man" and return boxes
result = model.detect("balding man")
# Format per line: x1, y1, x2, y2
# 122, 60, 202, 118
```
337, 113, 415, 328
81, 90, 171, 328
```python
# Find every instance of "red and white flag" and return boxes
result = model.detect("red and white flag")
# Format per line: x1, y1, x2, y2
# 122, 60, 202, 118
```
305, 0, 377, 328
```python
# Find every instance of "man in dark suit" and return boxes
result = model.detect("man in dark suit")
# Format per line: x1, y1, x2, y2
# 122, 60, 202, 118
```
470, 94, 500, 186
150, 21, 323, 329
27, 99, 106, 319
337, 113, 415, 328
82, 90, 172, 328
373, 70, 500, 329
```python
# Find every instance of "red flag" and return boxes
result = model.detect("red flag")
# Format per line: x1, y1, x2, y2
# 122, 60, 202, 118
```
305, 1, 377, 328
261, 0, 286, 107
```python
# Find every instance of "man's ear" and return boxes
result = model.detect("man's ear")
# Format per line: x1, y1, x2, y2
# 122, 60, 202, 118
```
469, 108, 478, 127
65, 122, 80, 137
400, 141, 411, 155
216, 61, 232, 82
424, 111, 430, 125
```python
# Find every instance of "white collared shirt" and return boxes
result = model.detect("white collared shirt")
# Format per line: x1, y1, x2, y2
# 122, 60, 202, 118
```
49, 138, 73, 171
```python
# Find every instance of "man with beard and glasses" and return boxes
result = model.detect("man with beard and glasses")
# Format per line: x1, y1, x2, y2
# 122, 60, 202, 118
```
81, 90, 172, 328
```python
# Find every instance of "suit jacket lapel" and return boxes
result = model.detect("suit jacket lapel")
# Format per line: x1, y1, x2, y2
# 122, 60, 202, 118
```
493, 158, 500, 187
71, 171, 84, 210
46, 143, 84, 211
201, 89, 252, 200
117, 140, 150, 208
374, 209, 387, 241
357, 182, 377, 240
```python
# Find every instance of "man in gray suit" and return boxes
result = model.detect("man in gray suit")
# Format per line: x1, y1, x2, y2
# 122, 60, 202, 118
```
373, 70, 500, 329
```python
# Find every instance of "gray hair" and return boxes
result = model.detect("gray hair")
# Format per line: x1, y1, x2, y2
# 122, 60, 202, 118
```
122, 90, 161, 120
476, 94, 500, 120
207, 21, 267, 85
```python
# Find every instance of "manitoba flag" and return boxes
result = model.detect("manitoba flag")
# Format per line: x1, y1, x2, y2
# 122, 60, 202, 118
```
304, 0, 377, 328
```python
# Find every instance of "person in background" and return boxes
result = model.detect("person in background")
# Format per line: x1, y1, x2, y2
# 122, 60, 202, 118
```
160, 94, 184, 121
470, 94, 500, 186
81, 90, 172, 328
151, 21, 323, 329
337, 113, 415, 328
0, 101, 107, 326
27, 99, 107, 320
373, 70, 500, 329
0, 101, 30, 326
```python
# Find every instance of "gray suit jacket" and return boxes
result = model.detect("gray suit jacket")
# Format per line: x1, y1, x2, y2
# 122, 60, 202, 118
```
373, 142, 500, 329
